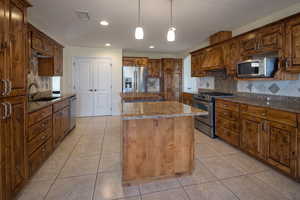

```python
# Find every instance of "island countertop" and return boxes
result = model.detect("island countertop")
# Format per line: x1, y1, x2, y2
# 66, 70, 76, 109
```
121, 101, 207, 120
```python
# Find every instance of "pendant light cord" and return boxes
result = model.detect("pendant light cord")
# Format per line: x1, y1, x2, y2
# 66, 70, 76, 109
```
170, 0, 173, 27
138, 0, 141, 25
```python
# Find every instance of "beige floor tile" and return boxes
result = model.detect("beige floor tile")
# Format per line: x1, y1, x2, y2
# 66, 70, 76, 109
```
31, 154, 67, 182
221, 175, 289, 200
178, 160, 217, 186
102, 142, 121, 154
72, 141, 102, 156
45, 175, 96, 200
184, 181, 238, 200
59, 154, 100, 178
195, 143, 220, 160
99, 152, 121, 173
94, 172, 139, 200
118, 197, 141, 200
194, 131, 215, 144
142, 188, 189, 200
139, 178, 181, 195
254, 170, 300, 200
200, 157, 245, 179
210, 140, 240, 156
16, 180, 52, 200
223, 152, 270, 174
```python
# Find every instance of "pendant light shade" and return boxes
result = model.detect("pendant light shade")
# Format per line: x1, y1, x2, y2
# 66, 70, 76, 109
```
167, 0, 175, 42
135, 0, 144, 40
167, 27, 176, 42
135, 26, 144, 40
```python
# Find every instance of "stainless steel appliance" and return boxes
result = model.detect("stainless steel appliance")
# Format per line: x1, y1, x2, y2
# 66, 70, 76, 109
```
123, 66, 147, 93
69, 95, 77, 131
193, 92, 233, 138
237, 57, 278, 78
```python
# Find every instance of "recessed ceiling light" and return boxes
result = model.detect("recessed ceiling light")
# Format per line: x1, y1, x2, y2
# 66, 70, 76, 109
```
100, 20, 109, 26
105, 43, 111, 47
149, 45, 155, 49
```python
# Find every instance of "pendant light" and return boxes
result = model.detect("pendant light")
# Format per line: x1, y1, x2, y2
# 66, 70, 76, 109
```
167, 0, 176, 42
135, 0, 144, 40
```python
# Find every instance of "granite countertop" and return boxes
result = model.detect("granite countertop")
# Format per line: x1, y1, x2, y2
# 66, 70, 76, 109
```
28, 93, 76, 113
216, 96, 300, 114
122, 101, 208, 120
120, 92, 163, 99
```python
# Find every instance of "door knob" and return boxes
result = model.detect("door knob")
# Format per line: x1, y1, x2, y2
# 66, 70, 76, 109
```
89, 89, 93, 92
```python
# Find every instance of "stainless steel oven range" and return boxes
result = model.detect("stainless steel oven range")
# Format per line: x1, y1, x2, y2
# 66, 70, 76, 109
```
193, 92, 233, 138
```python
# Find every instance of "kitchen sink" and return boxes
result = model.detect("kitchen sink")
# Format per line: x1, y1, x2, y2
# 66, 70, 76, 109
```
31, 97, 59, 102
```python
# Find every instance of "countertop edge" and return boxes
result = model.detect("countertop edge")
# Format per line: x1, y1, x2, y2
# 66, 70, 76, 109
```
122, 112, 208, 120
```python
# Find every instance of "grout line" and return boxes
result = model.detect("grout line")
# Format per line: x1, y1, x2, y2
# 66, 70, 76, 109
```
176, 177, 192, 200
42, 122, 89, 200
92, 117, 108, 200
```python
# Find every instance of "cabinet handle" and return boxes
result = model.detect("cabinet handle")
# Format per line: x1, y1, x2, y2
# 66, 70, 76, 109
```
285, 58, 290, 69
41, 148, 46, 152
7, 80, 12, 95
1, 103, 8, 119
7, 103, 12, 117
1, 80, 8, 96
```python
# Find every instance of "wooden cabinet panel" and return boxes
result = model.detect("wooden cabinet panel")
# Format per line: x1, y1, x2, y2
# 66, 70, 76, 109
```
223, 39, 240, 75
53, 99, 69, 112
209, 31, 232, 45
267, 109, 297, 127
53, 110, 63, 147
216, 127, 240, 147
123, 57, 148, 67
182, 93, 193, 106
240, 114, 265, 159
28, 106, 52, 126
297, 114, 300, 128
258, 23, 283, 53
6, 96, 26, 195
191, 51, 207, 77
7, 0, 27, 97
0, 0, 8, 98
216, 108, 239, 121
240, 104, 267, 119
0, 163, 5, 200
240, 32, 258, 56
216, 116, 239, 133
201, 46, 224, 70
285, 15, 300, 72
266, 121, 297, 177
27, 128, 52, 156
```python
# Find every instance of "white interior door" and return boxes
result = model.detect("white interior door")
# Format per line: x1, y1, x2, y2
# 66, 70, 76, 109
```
74, 57, 112, 117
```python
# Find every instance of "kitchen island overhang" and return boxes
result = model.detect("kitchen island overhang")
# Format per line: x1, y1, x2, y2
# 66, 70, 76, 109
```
121, 101, 208, 185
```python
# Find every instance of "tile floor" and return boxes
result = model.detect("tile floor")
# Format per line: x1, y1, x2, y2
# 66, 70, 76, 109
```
16, 116, 300, 200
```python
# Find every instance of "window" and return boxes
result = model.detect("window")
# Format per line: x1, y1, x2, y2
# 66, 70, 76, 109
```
52, 76, 61, 92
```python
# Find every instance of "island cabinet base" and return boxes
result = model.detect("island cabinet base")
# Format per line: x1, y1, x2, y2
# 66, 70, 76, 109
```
122, 116, 195, 185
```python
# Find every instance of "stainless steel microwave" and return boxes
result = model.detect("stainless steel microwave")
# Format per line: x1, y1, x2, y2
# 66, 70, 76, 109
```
236, 57, 278, 78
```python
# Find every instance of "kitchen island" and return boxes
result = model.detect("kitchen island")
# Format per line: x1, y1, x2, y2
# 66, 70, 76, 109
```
121, 101, 207, 185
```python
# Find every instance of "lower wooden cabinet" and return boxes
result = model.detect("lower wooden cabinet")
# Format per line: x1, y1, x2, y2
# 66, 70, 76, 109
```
181, 93, 193, 106
216, 99, 300, 179
240, 114, 265, 160
0, 163, 6, 200
53, 105, 70, 147
265, 121, 298, 176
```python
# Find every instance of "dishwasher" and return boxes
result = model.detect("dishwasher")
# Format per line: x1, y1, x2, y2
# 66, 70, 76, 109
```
69, 95, 77, 131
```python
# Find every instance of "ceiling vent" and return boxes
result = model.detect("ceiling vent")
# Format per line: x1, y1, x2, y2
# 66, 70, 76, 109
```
76, 10, 90, 21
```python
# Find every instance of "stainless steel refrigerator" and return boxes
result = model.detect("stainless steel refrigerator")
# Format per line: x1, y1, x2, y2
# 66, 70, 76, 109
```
123, 66, 147, 93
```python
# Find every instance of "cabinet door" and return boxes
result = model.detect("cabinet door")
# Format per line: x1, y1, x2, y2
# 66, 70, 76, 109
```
62, 106, 70, 137
0, 0, 8, 98
240, 32, 258, 56
240, 114, 265, 159
223, 39, 240, 75
285, 15, 300, 72
162, 59, 176, 73
6, 96, 26, 195
148, 59, 161, 77
191, 51, 207, 77
53, 110, 63, 147
266, 121, 297, 177
53, 45, 63, 76
8, 0, 27, 97
258, 23, 283, 53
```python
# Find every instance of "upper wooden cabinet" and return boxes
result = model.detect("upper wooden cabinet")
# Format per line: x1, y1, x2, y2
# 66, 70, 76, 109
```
28, 24, 64, 76
162, 58, 182, 73
285, 15, 300, 72
191, 51, 207, 77
147, 59, 161, 77
223, 39, 241, 75
123, 57, 148, 67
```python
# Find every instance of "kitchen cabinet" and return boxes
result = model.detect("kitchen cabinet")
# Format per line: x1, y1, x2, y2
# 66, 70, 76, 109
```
162, 58, 182, 73
181, 92, 193, 106
239, 32, 259, 56
240, 114, 265, 160
223, 39, 240, 75
201, 45, 224, 70
0, 0, 8, 98
6, 0, 29, 97
191, 51, 207, 77
123, 57, 148, 67
209, 31, 232, 45
216, 99, 300, 179
285, 15, 300, 72
265, 121, 297, 176
147, 59, 161, 77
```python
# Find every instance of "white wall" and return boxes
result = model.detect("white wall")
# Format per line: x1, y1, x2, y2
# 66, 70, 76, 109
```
62, 46, 123, 115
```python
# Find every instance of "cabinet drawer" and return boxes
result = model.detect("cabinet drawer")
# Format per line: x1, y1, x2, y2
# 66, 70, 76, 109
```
216, 108, 239, 121
240, 104, 267, 119
28, 106, 52, 126
216, 116, 239, 133
267, 109, 297, 127
53, 99, 69, 112
216, 127, 240, 147
27, 128, 52, 156
216, 99, 239, 112
28, 116, 52, 141
28, 138, 53, 177
298, 115, 300, 128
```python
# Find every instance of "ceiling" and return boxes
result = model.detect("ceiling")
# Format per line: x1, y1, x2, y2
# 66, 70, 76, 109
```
28, 0, 299, 53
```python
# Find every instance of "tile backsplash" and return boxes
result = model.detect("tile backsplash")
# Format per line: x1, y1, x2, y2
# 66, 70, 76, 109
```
27, 53, 52, 94
197, 72, 300, 97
